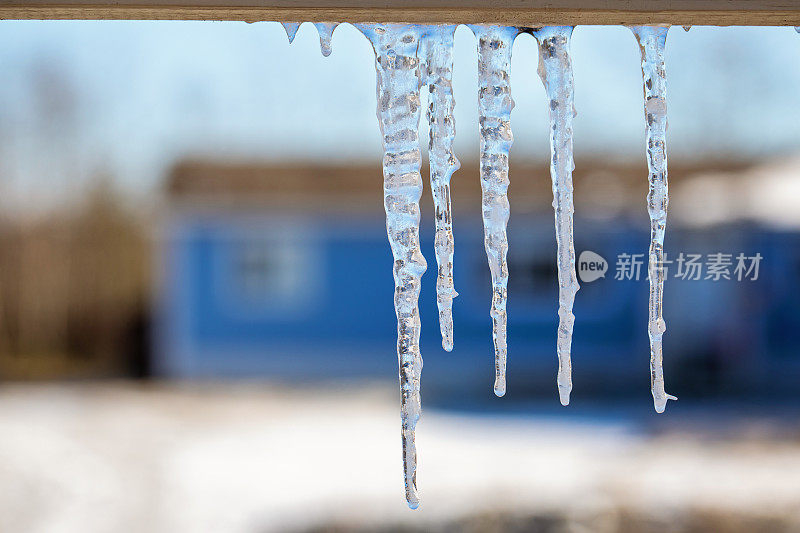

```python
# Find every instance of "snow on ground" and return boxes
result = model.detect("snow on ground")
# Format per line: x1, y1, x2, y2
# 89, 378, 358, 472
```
0, 382, 797, 533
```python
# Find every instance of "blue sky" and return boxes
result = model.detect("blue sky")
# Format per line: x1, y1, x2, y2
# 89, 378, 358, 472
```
0, 22, 798, 206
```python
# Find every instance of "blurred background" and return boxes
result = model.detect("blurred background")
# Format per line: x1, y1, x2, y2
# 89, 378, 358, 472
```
0, 21, 798, 532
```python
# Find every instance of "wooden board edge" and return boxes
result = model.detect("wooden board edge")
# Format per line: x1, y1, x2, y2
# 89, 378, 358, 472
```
0, 6, 799, 25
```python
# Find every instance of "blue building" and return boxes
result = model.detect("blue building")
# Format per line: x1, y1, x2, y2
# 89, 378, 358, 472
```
155, 160, 800, 401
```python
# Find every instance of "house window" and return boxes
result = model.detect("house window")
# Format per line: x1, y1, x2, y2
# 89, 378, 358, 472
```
234, 239, 307, 304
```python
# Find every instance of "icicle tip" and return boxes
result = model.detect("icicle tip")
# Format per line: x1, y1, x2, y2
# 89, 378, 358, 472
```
313, 22, 339, 57
558, 386, 571, 407
653, 393, 678, 414
558, 366, 572, 406
406, 483, 420, 509
493, 380, 506, 398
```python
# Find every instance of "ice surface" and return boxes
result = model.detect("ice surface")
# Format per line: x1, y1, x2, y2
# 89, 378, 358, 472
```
420, 26, 460, 352
358, 23, 427, 509
532, 26, 580, 407
470, 25, 519, 398
630, 25, 677, 413
314, 22, 339, 56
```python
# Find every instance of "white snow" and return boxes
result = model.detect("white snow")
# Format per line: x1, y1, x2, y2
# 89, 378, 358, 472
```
0, 384, 798, 532
673, 156, 800, 229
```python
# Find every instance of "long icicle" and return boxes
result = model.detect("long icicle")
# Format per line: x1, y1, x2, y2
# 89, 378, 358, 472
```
359, 23, 427, 509
471, 25, 518, 397
421, 26, 460, 352
631, 25, 677, 413
533, 26, 580, 406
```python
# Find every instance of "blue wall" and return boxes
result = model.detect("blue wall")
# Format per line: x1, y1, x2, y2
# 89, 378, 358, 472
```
155, 210, 800, 400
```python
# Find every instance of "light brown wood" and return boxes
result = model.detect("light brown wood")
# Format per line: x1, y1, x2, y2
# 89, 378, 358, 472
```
0, 0, 799, 24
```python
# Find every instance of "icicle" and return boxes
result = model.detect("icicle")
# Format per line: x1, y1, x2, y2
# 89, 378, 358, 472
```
532, 26, 580, 407
314, 22, 339, 56
470, 25, 518, 398
358, 23, 426, 510
420, 26, 460, 352
281, 22, 301, 44
630, 25, 678, 414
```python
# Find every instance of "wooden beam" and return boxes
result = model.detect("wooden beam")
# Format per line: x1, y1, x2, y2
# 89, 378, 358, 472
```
0, 0, 799, 25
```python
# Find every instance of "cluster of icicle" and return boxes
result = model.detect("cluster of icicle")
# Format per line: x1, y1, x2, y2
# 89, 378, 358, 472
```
280, 22, 676, 508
